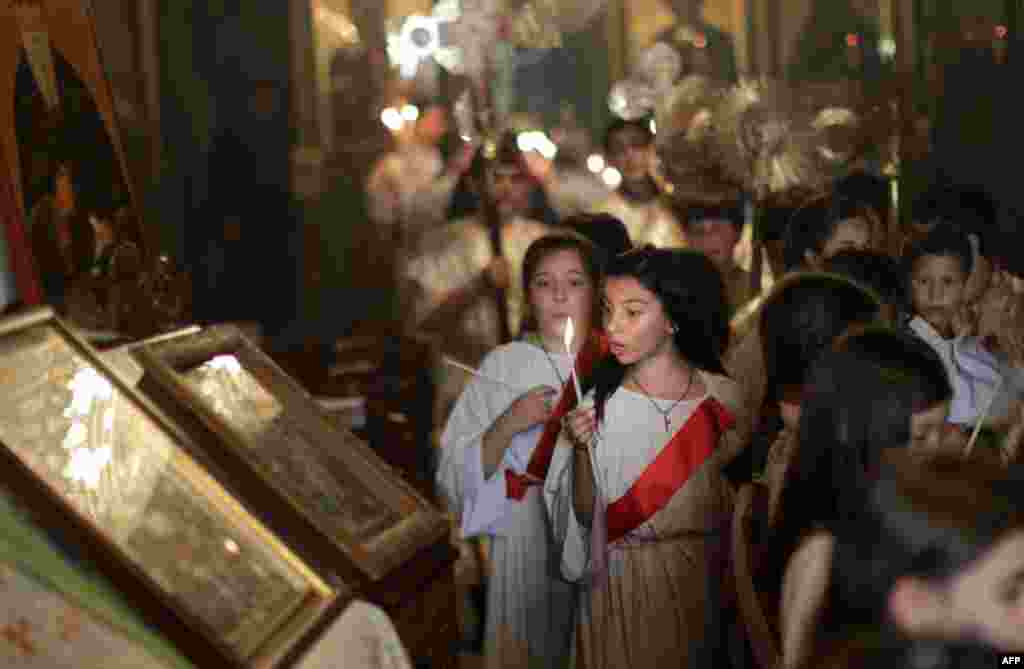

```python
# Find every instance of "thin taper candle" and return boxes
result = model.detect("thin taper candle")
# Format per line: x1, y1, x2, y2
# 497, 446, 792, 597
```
965, 376, 1004, 457
442, 356, 529, 394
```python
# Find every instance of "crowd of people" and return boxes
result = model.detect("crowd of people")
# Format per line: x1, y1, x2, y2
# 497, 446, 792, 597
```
363, 88, 1024, 667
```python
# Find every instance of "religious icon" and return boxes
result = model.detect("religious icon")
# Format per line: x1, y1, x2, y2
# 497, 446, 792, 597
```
0, 309, 339, 664
132, 324, 450, 581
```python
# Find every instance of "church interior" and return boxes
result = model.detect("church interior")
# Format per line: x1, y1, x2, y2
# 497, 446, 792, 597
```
0, 0, 1023, 667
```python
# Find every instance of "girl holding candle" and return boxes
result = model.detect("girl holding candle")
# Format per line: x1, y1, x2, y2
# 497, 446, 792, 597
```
545, 246, 743, 668
436, 233, 606, 669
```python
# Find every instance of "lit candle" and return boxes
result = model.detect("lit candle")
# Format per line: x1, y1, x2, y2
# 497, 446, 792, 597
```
563, 317, 583, 403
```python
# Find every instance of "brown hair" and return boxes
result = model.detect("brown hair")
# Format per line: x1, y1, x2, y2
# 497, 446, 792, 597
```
519, 233, 601, 337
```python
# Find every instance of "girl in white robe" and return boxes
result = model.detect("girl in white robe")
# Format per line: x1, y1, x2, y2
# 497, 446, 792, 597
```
546, 247, 742, 668
437, 234, 606, 669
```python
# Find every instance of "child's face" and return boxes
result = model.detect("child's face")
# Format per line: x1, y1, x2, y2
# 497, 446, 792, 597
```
606, 126, 654, 184
486, 165, 533, 220
686, 219, 739, 268
911, 255, 967, 329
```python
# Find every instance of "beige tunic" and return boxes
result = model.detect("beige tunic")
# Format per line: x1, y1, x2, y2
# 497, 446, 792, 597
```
544, 378, 741, 669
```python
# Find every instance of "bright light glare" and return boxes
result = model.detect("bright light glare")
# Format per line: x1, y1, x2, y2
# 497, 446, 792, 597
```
66, 368, 113, 418
517, 131, 558, 160
381, 107, 404, 130
879, 37, 896, 60
587, 154, 606, 173
401, 104, 420, 122
609, 91, 628, 117
207, 355, 242, 374
649, 119, 657, 135
64, 445, 113, 489
401, 15, 439, 56
602, 167, 622, 189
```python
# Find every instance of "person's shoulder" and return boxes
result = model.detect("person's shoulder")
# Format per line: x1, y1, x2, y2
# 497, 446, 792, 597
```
478, 340, 545, 374
700, 370, 743, 414
492, 339, 544, 360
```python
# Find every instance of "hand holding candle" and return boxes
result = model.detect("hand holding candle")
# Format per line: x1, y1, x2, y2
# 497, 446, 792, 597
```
565, 317, 602, 496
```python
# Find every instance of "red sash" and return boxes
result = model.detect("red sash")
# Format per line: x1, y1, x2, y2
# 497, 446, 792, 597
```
605, 397, 734, 545
505, 331, 609, 500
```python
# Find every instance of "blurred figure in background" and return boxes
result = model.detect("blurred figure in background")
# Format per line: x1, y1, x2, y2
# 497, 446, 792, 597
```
403, 132, 554, 425
594, 118, 686, 249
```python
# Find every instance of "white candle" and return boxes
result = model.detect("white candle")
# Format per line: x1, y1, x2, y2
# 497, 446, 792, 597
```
563, 317, 584, 403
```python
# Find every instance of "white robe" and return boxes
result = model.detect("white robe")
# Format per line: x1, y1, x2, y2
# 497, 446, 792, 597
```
909, 316, 1024, 426
543, 382, 737, 668
438, 341, 576, 669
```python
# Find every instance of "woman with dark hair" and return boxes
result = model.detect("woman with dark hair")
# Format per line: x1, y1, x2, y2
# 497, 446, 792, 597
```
438, 233, 605, 668
722, 273, 881, 486
798, 452, 1024, 668
773, 327, 955, 668
544, 246, 742, 668
756, 273, 882, 501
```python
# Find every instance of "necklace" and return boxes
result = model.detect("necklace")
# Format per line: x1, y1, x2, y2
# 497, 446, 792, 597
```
632, 371, 694, 432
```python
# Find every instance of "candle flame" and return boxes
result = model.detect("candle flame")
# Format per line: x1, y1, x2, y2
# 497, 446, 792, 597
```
563, 317, 575, 355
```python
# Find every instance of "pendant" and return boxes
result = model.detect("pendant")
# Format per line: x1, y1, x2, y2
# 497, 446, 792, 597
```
664, 415, 671, 432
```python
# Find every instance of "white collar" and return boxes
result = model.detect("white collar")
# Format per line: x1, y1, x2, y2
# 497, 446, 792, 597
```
909, 316, 959, 346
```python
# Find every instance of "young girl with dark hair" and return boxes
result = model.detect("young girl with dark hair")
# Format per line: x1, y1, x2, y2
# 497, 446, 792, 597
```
438, 234, 606, 668
772, 327, 955, 668
544, 246, 742, 668
799, 452, 1024, 668
756, 273, 882, 505
722, 272, 882, 486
